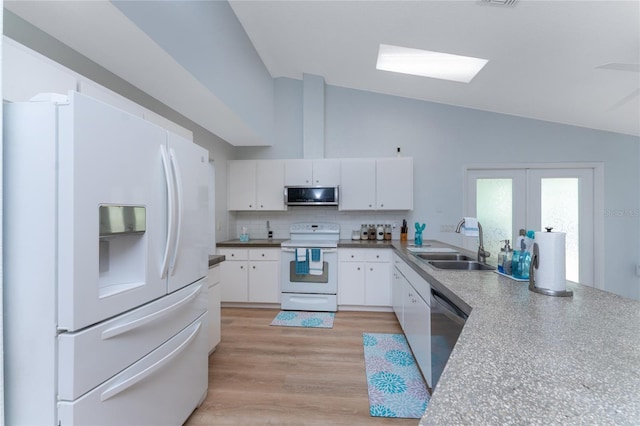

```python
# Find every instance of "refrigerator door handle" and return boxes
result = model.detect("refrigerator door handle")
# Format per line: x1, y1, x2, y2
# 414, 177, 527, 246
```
160, 145, 176, 279
100, 320, 202, 402
168, 148, 183, 276
100, 283, 202, 340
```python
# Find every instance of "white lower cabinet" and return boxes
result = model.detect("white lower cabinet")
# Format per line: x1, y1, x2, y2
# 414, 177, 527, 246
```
218, 248, 280, 304
248, 249, 280, 303
219, 249, 249, 302
392, 254, 432, 387
338, 248, 392, 307
208, 264, 221, 353
392, 266, 406, 327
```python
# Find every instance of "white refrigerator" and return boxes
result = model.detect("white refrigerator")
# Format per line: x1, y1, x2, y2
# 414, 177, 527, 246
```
4, 91, 210, 425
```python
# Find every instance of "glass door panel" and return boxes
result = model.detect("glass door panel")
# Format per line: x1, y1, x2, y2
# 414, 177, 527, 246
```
466, 170, 526, 264
476, 178, 513, 263
527, 168, 594, 286
540, 178, 580, 282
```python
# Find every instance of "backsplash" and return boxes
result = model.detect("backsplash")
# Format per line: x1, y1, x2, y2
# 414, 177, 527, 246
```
230, 207, 407, 241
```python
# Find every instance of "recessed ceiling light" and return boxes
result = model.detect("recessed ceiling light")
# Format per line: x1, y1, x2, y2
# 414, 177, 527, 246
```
376, 44, 489, 83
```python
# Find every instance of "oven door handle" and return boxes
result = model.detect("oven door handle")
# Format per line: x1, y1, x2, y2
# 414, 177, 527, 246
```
281, 248, 337, 253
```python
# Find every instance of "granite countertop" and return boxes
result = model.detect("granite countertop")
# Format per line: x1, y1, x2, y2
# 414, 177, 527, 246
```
208, 254, 225, 268
216, 238, 394, 248
217, 239, 287, 248
390, 240, 640, 425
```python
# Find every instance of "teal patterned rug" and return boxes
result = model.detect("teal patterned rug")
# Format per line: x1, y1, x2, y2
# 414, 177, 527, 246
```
270, 311, 335, 328
362, 333, 429, 418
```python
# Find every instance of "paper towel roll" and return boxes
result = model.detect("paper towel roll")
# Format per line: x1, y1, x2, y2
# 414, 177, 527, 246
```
533, 231, 566, 292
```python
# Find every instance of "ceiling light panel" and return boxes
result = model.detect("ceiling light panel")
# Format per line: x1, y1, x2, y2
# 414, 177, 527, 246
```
376, 44, 489, 83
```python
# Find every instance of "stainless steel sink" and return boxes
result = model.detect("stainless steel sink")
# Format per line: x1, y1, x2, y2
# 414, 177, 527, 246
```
416, 253, 474, 261
427, 260, 496, 271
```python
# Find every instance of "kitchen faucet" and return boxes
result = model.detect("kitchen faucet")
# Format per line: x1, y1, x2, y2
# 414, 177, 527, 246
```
455, 218, 490, 263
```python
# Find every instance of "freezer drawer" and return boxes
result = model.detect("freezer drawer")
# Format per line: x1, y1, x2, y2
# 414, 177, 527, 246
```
58, 280, 207, 400
58, 312, 208, 426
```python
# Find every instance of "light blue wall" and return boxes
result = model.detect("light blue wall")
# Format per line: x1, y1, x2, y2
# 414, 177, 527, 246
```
238, 78, 640, 300
112, 0, 274, 146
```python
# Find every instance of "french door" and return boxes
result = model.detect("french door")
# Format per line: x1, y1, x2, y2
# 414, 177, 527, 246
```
465, 165, 602, 288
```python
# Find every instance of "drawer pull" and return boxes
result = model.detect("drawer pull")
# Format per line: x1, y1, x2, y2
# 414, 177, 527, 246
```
101, 284, 201, 340
101, 321, 201, 401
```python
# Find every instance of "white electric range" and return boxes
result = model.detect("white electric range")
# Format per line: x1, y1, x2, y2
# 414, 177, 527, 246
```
280, 223, 340, 312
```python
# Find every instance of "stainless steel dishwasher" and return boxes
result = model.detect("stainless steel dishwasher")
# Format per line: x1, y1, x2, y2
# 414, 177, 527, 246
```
430, 287, 468, 389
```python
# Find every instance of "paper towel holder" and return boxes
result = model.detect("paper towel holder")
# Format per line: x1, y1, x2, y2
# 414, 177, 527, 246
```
528, 242, 573, 297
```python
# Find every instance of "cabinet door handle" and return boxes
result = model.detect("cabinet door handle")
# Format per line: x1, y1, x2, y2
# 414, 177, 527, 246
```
357, 267, 361, 271
261, 253, 265, 257
252, 266, 256, 269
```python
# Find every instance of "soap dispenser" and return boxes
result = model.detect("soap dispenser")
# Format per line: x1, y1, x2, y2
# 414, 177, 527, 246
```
497, 240, 513, 275
513, 231, 534, 279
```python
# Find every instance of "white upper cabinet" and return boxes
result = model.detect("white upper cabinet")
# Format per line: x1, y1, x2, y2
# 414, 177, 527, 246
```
3, 37, 77, 102
376, 157, 413, 210
340, 158, 413, 211
256, 160, 286, 210
284, 159, 340, 186
228, 161, 257, 211
227, 160, 286, 211
340, 159, 377, 210
3, 38, 194, 141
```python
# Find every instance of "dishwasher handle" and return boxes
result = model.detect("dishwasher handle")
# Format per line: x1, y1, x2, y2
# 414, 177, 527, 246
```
431, 288, 468, 325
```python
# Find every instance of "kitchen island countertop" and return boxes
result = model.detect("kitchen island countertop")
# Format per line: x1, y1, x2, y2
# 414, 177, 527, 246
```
390, 240, 640, 425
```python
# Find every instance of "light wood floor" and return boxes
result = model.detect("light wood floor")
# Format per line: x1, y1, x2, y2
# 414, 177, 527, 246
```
184, 308, 421, 425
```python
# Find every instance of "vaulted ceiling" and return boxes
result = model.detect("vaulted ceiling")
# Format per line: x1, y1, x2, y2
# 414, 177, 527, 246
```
229, 0, 640, 136
6, 0, 640, 140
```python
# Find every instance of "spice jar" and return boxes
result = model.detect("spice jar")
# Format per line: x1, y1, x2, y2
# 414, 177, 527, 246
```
360, 224, 369, 240
384, 224, 392, 240
368, 224, 376, 240
376, 224, 384, 240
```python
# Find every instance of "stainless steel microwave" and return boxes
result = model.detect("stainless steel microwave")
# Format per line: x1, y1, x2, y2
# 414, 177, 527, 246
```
284, 186, 339, 206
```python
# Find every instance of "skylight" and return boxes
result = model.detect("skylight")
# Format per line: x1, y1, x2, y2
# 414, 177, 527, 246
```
376, 44, 488, 83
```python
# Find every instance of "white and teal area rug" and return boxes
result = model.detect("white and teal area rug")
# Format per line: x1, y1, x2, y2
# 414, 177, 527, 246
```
270, 311, 335, 328
362, 333, 429, 418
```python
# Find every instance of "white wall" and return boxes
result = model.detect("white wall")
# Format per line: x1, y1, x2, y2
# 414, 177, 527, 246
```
236, 78, 640, 300
112, 0, 275, 147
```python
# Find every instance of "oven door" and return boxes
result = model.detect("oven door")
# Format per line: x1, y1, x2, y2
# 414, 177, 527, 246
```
280, 248, 337, 294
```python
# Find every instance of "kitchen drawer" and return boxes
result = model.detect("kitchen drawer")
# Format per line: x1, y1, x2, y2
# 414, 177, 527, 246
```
208, 264, 221, 287
365, 249, 392, 262
58, 280, 207, 400
339, 249, 366, 262
58, 313, 208, 426
217, 248, 249, 261
249, 248, 280, 261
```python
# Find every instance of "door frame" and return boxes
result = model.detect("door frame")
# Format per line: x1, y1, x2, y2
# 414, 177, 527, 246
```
463, 162, 604, 290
